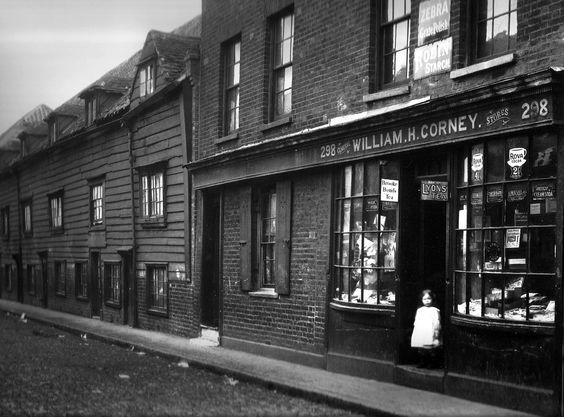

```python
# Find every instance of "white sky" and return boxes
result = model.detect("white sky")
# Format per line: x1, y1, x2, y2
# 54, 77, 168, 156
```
0, 0, 201, 133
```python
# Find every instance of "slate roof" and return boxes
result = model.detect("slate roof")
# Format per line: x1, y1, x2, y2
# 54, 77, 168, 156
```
0, 104, 51, 151
141, 30, 200, 82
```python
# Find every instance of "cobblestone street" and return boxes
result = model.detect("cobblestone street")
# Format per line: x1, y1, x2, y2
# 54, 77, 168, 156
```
0, 313, 365, 417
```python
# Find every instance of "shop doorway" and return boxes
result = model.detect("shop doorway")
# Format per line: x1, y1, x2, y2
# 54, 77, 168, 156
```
398, 155, 448, 366
201, 191, 221, 330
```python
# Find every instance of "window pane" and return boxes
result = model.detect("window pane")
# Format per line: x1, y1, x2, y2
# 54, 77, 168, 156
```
364, 197, 379, 231
492, 14, 509, 55
530, 181, 556, 225
364, 160, 380, 195
484, 274, 504, 318
458, 153, 469, 186
468, 230, 482, 271
483, 229, 503, 271
470, 144, 484, 184
486, 139, 505, 182
470, 187, 483, 228
380, 271, 396, 305
469, 273, 482, 316
395, 20, 409, 49
505, 228, 527, 272
455, 272, 468, 313
457, 191, 468, 229
456, 231, 467, 270
531, 133, 557, 178
530, 228, 555, 273
526, 276, 555, 322
506, 137, 529, 180
506, 182, 528, 226
381, 201, 397, 230
484, 185, 503, 227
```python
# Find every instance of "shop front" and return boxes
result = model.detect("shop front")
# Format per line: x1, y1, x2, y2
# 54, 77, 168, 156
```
191, 69, 563, 416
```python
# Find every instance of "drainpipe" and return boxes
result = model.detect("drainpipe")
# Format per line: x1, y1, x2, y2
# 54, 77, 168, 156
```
126, 125, 138, 327
14, 167, 23, 303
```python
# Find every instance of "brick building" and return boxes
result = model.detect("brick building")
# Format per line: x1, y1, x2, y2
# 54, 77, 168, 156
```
190, 1, 564, 415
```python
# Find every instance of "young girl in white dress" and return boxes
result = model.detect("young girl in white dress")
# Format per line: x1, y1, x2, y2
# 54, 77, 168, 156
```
411, 289, 441, 368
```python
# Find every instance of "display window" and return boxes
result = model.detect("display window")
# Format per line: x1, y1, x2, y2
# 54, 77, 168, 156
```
333, 160, 399, 306
455, 133, 557, 323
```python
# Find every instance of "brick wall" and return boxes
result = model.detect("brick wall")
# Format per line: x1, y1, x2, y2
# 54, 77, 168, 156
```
198, 0, 564, 161
221, 171, 331, 353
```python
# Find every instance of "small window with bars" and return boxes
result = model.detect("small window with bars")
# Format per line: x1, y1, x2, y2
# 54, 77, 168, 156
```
55, 261, 66, 296
104, 263, 121, 306
75, 262, 88, 299
147, 265, 168, 314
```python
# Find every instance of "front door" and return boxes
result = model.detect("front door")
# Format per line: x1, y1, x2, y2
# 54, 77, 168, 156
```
90, 251, 102, 317
399, 155, 449, 365
201, 191, 221, 329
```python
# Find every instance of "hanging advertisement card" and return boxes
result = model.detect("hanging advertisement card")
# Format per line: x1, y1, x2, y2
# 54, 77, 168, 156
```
381, 179, 399, 202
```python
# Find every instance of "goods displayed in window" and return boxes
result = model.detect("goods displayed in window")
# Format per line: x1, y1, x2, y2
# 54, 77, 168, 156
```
455, 133, 556, 322
333, 160, 399, 306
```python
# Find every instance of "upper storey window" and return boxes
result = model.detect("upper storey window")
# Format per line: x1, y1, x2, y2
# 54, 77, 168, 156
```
473, 0, 517, 61
381, 0, 411, 87
139, 62, 155, 97
224, 38, 241, 134
49, 120, 58, 143
86, 96, 97, 126
270, 10, 294, 120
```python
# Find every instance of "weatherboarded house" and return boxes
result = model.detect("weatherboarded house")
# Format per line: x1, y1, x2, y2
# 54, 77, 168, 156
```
0, 18, 201, 337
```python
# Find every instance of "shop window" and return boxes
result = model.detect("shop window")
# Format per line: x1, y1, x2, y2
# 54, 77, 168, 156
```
104, 262, 121, 306
224, 37, 241, 134
455, 133, 556, 323
55, 261, 66, 296
90, 181, 104, 227
22, 200, 32, 236
140, 164, 166, 225
139, 61, 155, 97
471, 0, 517, 62
147, 264, 168, 314
48, 191, 64, 233
240, 181, 292, 295
379, 0, 411, 87
333, 160, 399, 306
1, 206, 9, 238
27, 264, 37, 295
270, 10, 294, 120
75, 262, 88, 299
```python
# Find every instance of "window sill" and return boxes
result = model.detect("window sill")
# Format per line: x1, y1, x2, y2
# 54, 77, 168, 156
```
215, 131, 239, 145
330, 300, 395, 315
147, 308, 169, 318
249, 288, 279, 299
450, 53, 515, 80
89, 224, 105, 232
105, 301, 121, 309
363, 85, 410, 103
55, 292, 66, 298
76, 295, 89, 302
450, 314, 554, 335
260, 115, 292, 132
141, 219, 167, 229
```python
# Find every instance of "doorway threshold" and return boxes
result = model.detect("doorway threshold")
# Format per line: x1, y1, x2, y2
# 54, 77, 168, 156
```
191, 326, 219, 347
394, 364, 444, 393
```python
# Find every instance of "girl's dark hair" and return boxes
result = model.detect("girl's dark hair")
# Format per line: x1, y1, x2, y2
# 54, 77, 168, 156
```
420, 289, 435, 304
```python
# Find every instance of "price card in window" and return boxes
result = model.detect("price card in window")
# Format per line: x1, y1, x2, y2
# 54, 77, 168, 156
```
381, 179, 399, 202
505, 228, 521, 249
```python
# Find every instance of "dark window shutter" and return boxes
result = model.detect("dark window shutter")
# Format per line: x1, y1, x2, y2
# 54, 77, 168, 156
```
240, 185, 253, 291
275, 180, 292, 295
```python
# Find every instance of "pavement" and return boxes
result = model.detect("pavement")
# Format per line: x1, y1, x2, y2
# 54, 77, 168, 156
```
0, 299, 540, 417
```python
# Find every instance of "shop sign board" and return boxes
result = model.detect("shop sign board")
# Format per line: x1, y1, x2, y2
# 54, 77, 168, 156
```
421, 180, 448, 201
317, 95, 552, 164
414, 37, 452, 79
418, 0, 450, 45
381, 179, 399, 202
